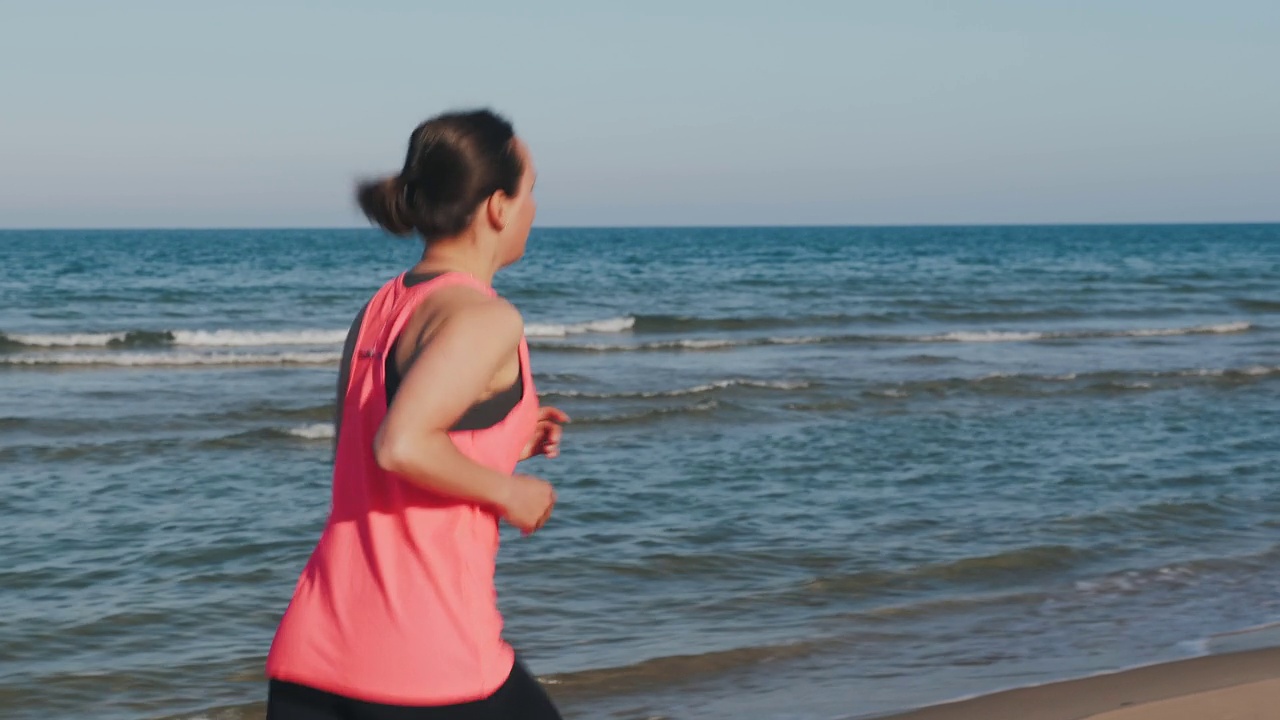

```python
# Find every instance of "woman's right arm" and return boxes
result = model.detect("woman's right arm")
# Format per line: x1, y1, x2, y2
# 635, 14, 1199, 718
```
372, 296, 555, 533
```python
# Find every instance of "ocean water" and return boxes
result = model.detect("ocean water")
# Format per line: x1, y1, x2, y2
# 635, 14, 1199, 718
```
1, 225, 1278, 720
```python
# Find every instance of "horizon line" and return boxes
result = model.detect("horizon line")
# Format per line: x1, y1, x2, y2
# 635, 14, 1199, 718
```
3, 220, 1279, 232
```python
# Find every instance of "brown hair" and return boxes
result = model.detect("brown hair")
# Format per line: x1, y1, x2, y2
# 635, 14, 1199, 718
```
356, 109, 523, 242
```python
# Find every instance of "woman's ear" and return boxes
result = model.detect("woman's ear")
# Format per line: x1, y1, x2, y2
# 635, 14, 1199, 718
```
485, 191, 509, 232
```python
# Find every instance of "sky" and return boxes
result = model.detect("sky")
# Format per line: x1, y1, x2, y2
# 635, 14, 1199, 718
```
1, 0, 1277, 228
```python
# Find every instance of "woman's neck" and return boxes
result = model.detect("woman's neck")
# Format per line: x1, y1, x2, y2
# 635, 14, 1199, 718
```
413, 241, 499, 286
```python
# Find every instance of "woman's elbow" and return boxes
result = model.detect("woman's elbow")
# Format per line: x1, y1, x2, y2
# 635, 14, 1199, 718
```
373, 426, 411, 475
373, 424, 447, 477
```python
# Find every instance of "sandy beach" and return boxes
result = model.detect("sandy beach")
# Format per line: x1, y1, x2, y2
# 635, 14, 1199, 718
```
881, 647, 1280, 720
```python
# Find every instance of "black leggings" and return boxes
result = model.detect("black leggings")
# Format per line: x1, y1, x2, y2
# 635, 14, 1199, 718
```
267, 662, 563, 720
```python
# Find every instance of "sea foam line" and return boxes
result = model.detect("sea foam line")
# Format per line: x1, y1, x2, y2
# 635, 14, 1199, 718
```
3, 318, 638, 348
0, 351, 342, 367
2, 319, 1253, 354
922, 321, 1252, 343
285, 423, 335, 440
533, 321, 1256, 352
523, 316, 635, 337
542, 379, 813, 400
2, 329, 349, 348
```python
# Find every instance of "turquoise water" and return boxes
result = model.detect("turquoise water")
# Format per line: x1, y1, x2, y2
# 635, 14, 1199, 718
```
1, 225, 1278, 720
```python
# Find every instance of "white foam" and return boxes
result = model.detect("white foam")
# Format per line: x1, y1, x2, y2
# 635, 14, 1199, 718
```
0, 351, 342, 367
5, 328, 349, 348
524, 317, 635, 337
668, 339, 737, 349
769, 336, 828, 345
171, 329, 349, 346
550, 379, 811, 399
1211, 619, 1280, 638
1181, 368, 1222, 377
568, 338, 743, 351
286, 423, 335, 440
1241, 365, 1279, 376
7, 319, 1253, 353
1175, 366, 1280, 378
919, 321, 1252, 344
1126, 321, 1251, 337
1074, 564, 1198, 595
925, 330, 1045, 343
655, 378, 810, 395
1176, 638, 1212, 657
6, 332, 122, 347
1199, 620, 1280, 655
966, 366, 1273, 386
534, 336, 763, 352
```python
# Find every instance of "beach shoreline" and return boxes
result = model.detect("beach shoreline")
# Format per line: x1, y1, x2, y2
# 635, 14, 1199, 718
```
173, 647, 1280, 720
876, 646, 1280, 720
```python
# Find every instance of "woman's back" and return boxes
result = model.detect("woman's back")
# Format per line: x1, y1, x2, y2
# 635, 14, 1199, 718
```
266, 271, 540, 705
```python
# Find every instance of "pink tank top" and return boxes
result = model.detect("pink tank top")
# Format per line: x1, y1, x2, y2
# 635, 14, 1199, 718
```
266, 272, 539, 705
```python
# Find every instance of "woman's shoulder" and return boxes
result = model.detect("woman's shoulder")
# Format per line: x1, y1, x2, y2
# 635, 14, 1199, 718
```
407, 285, 523, 348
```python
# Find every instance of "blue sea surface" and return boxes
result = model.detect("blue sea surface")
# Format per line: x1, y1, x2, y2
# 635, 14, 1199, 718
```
1, 225, 1278, 720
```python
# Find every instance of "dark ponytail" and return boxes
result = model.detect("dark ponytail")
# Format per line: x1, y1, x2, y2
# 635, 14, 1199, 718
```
356, 176, 415, 237
356, 109, 523, 242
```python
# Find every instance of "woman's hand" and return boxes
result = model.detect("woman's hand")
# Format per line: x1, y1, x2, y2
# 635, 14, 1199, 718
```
520, 406, 570, 460
500, 474, 557, 534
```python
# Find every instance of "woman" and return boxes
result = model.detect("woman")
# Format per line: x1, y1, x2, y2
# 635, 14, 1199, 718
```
266, 109, 568, 720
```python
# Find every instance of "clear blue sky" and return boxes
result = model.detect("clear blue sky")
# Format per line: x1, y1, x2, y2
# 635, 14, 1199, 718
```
2, 0, 1277, 228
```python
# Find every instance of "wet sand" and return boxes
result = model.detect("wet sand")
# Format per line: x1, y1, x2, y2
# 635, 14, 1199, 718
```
879, 647, 1280, 720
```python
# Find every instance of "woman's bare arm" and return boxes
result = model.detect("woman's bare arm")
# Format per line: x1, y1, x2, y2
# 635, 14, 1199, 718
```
372, 295, 554, 530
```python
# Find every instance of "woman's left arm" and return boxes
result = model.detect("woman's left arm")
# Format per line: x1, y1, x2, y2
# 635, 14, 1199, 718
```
520, 406, 570, 460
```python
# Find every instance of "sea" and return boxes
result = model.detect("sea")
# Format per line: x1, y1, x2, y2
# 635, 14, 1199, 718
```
1, 225, 1278, 720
